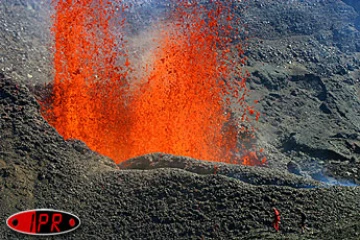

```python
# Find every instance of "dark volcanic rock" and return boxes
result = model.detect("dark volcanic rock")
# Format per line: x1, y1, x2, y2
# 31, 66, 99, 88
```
1, 74, 360, 239
0, 0, 52, 85
1, 0, 360, 239
342, 0, 360, 30
242, 0, 360, 183
119, 153, 320, 188
287, 161, 302, 176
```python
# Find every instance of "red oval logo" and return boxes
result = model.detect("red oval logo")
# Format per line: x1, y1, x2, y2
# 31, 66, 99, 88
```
6, 209, 80, 236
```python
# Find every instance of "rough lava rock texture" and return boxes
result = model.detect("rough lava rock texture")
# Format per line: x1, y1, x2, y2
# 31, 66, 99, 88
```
0, 0, 52, 86
1, 72, 360, 239
1, 0, 360, 239
342, 0, 360, 30
242, 0, 360, 184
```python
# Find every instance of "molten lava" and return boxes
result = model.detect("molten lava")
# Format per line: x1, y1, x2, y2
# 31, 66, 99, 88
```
47, 0, 130, 159
44, 0, 266, 165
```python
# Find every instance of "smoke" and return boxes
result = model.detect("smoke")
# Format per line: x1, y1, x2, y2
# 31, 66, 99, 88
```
312, 172, 358, 187
43, 0, 265, 165
125, 16, 170, 92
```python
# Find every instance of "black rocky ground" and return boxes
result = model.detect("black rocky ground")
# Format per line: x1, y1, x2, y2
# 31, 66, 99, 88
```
238, 0, 360, 184
0, 0, 52, 86
2, 0, 359, 182
1, 73, 360, 239
1, 0, 360, 239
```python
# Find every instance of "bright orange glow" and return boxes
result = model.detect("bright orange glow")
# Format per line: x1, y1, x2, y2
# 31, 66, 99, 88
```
42, 0, 266, 166
45, 0, 130, 159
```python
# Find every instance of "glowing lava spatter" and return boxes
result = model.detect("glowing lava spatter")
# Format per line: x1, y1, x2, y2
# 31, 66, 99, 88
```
44, 0, 266, 165
46, 0, 130, 159
128, 1, 250, 164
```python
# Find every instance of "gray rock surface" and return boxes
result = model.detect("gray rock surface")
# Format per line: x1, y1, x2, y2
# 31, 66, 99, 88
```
241, 0, 360, 183
0, 0, 52, 85
1, 0, 360, 239
1, 70, 360, 240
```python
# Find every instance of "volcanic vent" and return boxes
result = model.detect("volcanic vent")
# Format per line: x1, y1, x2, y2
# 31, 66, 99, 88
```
41, 0, 265, 165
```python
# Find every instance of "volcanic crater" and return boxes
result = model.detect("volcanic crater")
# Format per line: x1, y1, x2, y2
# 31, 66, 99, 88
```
1, 0, 360, 239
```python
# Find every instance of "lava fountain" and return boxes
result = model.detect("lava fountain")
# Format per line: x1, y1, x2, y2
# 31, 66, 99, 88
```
43, 0, 266, 165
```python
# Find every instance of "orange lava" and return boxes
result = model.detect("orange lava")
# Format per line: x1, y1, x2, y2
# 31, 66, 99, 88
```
46, 0, 130, 159
44, 0, 266, 165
